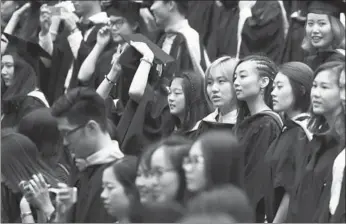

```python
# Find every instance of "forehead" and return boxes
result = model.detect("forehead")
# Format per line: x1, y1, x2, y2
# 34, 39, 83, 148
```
274, 72, 290, 83
235, 61, 257, 73
2, 55, 13, 63
55, 117, 73, 130
315, 69, 337, 83
208, 66, 229, 80
307, 13, 329, 21
170, 78, 184, 88
151, 146, 170, 167
102, 166, 118, 182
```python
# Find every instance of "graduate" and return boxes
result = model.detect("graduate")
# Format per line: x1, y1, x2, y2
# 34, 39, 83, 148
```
43, 0, 108, 104
77, 0, 145, 125
116, 0, 211, 155
191, 56, 239, 138
1, 50, 49, 129
50, 87, 124, 223
263, 62, 314, 222
302, 1, 345, 71
287, 61, 345, 222
233, 55, 283, 222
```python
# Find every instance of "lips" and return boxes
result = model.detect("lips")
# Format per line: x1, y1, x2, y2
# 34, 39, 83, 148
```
311, 36, 322, 42
312, 100, 322, 106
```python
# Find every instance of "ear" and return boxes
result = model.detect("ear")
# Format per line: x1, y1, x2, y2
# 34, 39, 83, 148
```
260, 76, 270, 89
300, 85, 306, 95
168, 1, 176, 11
131, 22, 139, 32
86, 120, 99, 133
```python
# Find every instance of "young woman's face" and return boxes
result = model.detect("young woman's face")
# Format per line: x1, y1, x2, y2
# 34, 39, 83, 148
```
135, 164, 156, 203
234, 61, 262, 101
109, 15, 136, 43
150, 147, 179, 202
1, 55, 15, 87
101, 167, 130, 217
206, 70, 235, 109
150, 0, 170, 28
339, 69, 345, 111
306, 13, 333, 49
271, 72, 295, 113
168, 78, 186, 116
183, 141, 206, 193
311, 69, 341, 115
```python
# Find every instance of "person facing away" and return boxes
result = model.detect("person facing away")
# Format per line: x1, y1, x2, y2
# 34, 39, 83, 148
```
50, 87, 124, 223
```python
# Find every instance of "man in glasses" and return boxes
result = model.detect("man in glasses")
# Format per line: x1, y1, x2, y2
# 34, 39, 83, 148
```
51, 87, 124, 223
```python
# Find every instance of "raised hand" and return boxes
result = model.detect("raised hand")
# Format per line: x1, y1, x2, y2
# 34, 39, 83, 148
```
130, 41, 154, 61
60, 11, 79, 34
12, 2, 31, 18
97, 26, 111, 48
24, 174, 53, 211
40, 4, 52, 35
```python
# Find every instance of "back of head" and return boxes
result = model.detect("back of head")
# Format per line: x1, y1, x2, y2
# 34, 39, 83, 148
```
51, 87, 108, 132
130, 201, 185, 223
1, 131, 59, 192
18, 108, 61, 158
198, 131, 245, 189
186, 185, 254, 223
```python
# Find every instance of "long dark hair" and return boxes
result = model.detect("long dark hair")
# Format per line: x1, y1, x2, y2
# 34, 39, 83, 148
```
234, 55, 278, 124
1, 52, 37, 102
1, 131, 61, 193
172, 71, 210, 133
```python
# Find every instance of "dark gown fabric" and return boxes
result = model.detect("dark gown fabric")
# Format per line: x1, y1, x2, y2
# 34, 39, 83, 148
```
67, 163, 117, 223
187, 1, 225, 61
1, 96, 47, 129
304, 50, 345, 71
235, 112, 282, 222
45, 24, 102, 105
280, 1, 309, 63
1, 183, 22, 223
116, 31, 207, 156
263, 117, 311, 222
286, 131, 344, 222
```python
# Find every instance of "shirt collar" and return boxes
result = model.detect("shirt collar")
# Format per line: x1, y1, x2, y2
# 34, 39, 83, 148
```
203, 109, 238, 124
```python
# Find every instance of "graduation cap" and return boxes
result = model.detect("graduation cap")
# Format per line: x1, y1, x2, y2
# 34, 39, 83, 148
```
308, 0, 345, 18
2, 33, 51, 60
120, 33, 175, 65
105, 0, 142, 24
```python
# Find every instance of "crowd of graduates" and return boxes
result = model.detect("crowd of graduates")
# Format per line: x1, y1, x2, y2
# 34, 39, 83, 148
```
1, 0, 345, 223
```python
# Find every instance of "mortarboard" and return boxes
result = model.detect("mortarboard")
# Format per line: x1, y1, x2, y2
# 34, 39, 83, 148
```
2, 33, 51, 60
308, 0, 345, 18
120, 33, 175, 65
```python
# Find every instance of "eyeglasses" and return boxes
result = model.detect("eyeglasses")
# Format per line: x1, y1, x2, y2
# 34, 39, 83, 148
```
60, 123, 87, 139
182, 155, 204, 167
137, 168, 175, 179
108, 19, 125, 29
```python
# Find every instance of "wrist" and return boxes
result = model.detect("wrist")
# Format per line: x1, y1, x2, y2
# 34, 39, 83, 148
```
143, 54, 154, 62
69, 26, 79, 34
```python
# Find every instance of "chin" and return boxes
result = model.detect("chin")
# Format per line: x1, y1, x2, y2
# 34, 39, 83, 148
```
312, 107, 324, 115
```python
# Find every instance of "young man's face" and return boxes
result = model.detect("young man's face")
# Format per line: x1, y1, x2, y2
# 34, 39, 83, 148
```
56, 116, 93, 159
150, 0, 171, 28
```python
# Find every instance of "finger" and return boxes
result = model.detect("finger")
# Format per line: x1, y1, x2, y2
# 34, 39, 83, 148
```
58, 182, 68, 188
38, 173, 48, 188
29, 179, 39, 193
32, 174, 42, 188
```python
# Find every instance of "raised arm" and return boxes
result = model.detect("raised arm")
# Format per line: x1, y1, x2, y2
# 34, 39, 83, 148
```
78, 26, 111, 83
4, 3, 31, 34
128, 41, 155, 103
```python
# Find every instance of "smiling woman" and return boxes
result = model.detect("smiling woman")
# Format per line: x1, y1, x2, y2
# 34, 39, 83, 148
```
302, 1, 345, 71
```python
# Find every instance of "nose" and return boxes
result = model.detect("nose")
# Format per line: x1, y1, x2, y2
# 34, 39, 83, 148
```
183, 163, 193, 173
100, 189, 107, 200
211, 83, 219, 93
233, 78, 240, 88
271, 87, 277, 98
311, 87, 320, 99
311, 24, 320, 34
167, 94, 174, 103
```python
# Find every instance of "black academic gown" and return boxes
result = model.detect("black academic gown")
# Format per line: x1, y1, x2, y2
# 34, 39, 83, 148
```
235, 113, 282, 222
304, 50, 345, 71
286, 131, 344, 222
46, 24, 102, 104
116, 31, 207, 156
67, 163, 117, 223
263, 117, 311, 222
1, 96, 47, 129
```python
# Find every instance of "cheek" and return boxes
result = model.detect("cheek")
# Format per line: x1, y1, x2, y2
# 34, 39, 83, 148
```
220, 84, 233, 100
